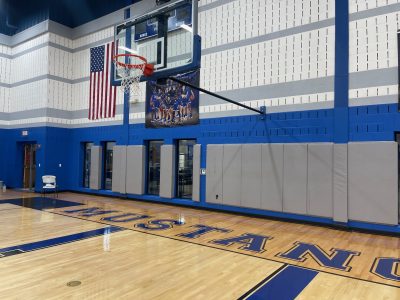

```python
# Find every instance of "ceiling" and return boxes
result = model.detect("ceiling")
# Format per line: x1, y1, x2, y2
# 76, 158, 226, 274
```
0, 0, 140, 36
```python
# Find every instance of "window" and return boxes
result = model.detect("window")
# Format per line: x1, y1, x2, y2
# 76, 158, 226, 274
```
103, 142, 116, 190
83, 142, 93, 188
176, 139, 196, 199
147, 140, 163, 195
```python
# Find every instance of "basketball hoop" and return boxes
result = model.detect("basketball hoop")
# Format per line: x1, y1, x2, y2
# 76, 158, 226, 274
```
113, 53, 154, 98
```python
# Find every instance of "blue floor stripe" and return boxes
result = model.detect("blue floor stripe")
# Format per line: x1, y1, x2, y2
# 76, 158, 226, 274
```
245, 266, 318, 300
0, 226, 124, 257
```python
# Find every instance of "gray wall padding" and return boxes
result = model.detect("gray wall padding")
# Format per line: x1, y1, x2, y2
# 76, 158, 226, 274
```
333, 144, 348, 223
206, 144, 224, 204
307, 143, 333, 218
204, 142, 399, 225
160, 145, 175, 198
89, 146, 102, 190
222, 144, 242, 206
111, 146, 127, 194
348, 142, 398, 225
261, 144, 284, 212
192, 144, 201, 202
283, 144, 308, 214
241, 144, 262, 208
126, 145, 145, 195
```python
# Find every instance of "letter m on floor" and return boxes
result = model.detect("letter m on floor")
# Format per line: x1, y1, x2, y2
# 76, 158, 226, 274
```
277, 242, 360, 271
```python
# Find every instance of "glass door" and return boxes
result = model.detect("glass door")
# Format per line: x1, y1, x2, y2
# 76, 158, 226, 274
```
83, 142, 93, 188
104, 142, 116, 190
147, 141, 163, 195
176, 140, 196, 199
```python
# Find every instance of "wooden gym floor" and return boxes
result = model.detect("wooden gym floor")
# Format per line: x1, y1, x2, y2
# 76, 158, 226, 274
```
0, 190, 398, 299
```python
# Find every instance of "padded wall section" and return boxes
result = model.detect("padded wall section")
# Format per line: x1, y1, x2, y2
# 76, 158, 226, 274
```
241, 144, 262, 209
160, 145, 175, 199
89, 146, 102, 190
307, 143, 333, 218
222, 144, 242, 206
261, 144, 284, 212
348, 142, 398, 225
111, 146, 126, 194
126, 145, 145, 195
206, 143, 336, 217
192, 144, 201, 202
333, 144, 348, 222
206, 144, 223, 204
283, 144, 308, 214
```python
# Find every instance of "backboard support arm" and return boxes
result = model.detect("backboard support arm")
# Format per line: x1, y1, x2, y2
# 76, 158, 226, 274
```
167, 76, 266, 115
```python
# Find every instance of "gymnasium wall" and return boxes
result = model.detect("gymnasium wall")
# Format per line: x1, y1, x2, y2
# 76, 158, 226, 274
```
4, 34, 49, 127
349, 0, 399, 106
0, 0, 399, 230
1, 0, 399, 127
0, 0, 399, 128
0, 44, 11, 127
0, 25, 125, 128
0, 0, 337, 128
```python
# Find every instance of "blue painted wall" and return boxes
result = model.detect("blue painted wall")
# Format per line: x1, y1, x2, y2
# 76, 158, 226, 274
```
1, 103, 399, 192
1, 127, 71, 191
349, 104, 399, 141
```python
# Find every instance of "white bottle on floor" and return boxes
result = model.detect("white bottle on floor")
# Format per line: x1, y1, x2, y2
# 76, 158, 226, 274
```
2, 185, 6, 192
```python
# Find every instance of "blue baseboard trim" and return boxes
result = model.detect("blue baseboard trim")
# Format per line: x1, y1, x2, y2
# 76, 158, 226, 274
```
65, 189, 400, 235
74, 188, 122, 196
347, 220, 400, 235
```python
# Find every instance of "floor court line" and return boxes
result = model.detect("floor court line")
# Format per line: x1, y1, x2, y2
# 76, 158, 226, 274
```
239, 265, 319, 300
0, 226, 124, 258
238, 265, 288, 299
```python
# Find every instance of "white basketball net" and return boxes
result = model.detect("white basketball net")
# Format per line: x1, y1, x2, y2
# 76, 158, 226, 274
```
113, 55, 146, 99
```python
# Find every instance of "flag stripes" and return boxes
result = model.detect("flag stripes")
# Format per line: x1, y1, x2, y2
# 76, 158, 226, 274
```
89, 42, 117, 120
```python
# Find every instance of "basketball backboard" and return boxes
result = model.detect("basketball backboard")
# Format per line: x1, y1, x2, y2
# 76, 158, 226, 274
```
113, 0, 201, 84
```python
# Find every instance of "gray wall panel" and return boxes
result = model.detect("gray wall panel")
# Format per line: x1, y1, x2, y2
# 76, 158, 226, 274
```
283, 144, 308, 214
89, 146, 102, 190
348, 142, 398, 225
307, 143, 333, 218
206, 145, 223, 204
160, 145, 175, 198
111, 146, 127, 194
241, 144, 262, 209
333, 144, 348, 223
126, 146, 145, 195
222, 144, 242, 207
261, 144, 284, 212
192, 144, 201, 202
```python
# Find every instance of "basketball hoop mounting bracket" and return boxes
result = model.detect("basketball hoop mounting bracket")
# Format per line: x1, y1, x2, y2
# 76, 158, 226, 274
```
260, 106, 267, 119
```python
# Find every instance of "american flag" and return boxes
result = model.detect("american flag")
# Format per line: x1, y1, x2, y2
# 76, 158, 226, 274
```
89, 42, 117, 120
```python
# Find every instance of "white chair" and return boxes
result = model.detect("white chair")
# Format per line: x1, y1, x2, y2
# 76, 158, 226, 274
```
42, 175, 58, 198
